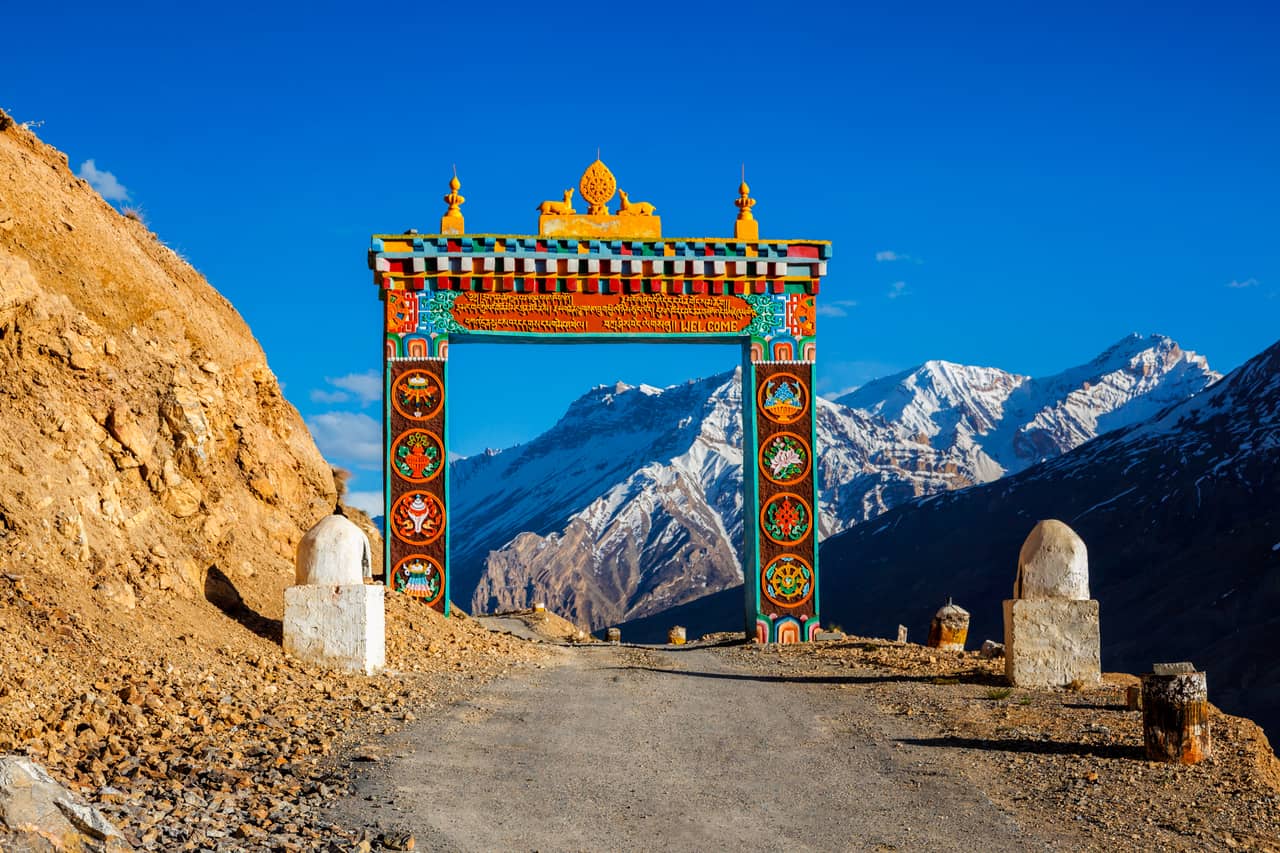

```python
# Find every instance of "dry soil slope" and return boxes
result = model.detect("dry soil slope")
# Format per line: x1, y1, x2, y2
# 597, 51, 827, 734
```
0, 109, 339, 715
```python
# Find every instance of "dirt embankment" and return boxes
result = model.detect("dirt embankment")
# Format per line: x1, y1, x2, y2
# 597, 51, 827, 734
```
0, 110, 557, 849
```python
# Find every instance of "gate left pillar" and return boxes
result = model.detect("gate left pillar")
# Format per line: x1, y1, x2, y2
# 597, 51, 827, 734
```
382, 284, 450, 612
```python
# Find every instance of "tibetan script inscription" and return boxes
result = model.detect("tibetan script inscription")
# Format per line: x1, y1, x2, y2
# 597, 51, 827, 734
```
449, 292, 755, 336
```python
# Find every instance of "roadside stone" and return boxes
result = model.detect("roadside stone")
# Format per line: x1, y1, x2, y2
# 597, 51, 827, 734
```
0, 755, 131, 851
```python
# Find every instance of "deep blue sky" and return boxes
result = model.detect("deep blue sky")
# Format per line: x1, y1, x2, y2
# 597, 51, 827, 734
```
6, 1, 1277, 513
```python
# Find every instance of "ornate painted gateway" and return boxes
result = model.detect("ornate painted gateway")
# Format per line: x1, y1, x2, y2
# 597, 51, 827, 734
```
370, 161, 832, 643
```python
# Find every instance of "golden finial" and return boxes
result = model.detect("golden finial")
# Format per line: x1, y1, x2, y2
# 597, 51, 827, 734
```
579, 159, 617, 215
734, 167, 758, 240
440, 169, 465, 235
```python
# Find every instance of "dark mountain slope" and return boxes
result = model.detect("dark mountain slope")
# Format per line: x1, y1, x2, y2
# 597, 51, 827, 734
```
820, 338, 1280, 737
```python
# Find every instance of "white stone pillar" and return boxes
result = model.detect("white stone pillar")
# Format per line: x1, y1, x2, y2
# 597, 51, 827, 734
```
284, 514, 385, 675
1003, 519, 1100, 688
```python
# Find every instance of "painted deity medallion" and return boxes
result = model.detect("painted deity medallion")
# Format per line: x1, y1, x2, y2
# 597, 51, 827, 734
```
392, 555, 444, 606
390, 491, 445, 545
763, 554, 813, 608
758, 372, 807, 425
760, 492, 812, 545
759, 431, 811, 485
391, 429, 443, 483
391, 369, 443, 420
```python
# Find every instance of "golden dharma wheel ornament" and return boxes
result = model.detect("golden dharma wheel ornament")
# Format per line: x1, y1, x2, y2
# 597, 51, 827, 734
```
579, 159, 617, 215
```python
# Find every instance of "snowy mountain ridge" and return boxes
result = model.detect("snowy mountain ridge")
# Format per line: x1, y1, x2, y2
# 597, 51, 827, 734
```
454, 333, 1219, 628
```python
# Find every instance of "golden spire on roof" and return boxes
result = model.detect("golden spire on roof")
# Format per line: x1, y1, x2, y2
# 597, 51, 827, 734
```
734, 167, 758, 241
440, 168, 465, 235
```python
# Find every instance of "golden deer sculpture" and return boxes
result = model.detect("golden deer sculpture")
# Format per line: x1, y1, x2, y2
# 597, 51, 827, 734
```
617, 190, 656, 216
537, 188, 576, 216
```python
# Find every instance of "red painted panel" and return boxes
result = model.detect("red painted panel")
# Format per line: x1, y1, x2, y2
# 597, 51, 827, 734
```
787, 245, 820, 258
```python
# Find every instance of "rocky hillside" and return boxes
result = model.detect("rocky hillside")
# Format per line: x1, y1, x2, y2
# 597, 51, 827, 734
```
457, 335, 1216, 629
818, 337, 1280, 740
0, 108, 550, 851
0, 110, 342, 612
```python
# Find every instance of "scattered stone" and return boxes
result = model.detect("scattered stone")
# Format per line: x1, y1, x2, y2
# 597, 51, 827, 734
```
605, 627, 621, 643
980, 640, 1005, 660
667, 626, 686, 645
0, 755, 130, 851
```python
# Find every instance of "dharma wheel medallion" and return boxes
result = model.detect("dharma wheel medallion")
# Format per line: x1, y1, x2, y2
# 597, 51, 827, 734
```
579, 159, 617, 215
763, 554, 814, 608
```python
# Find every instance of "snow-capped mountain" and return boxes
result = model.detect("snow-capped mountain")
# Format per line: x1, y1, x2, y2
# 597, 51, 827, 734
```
818, 336, 1280, 739
452, 334, 1218, 629
834, 334, 1217, 479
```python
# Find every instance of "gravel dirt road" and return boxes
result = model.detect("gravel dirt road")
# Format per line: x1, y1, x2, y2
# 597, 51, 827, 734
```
329, 642, 1058, 852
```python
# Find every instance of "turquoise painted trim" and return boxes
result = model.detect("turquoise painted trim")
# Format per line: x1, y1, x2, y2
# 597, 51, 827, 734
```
808, 360, 821, 632
382, 360, 392, 588
740, 348, 762, 638
441, 347, 452, 617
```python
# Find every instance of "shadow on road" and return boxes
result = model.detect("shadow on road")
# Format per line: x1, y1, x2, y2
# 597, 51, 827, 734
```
609, 665, 947, 686
898, 735, 1146, 760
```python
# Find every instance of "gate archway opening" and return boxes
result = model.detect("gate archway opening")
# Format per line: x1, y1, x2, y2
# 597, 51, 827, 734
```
371, 160, 831, 643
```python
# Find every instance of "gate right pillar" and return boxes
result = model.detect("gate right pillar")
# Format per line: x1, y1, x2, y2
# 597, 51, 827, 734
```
744, 356, 821, 643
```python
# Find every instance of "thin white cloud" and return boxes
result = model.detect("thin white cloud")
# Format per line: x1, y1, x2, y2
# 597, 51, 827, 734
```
816, 360, 901, 399
876, 250, 922, 264
77, 159, 130, 202
310, 388, 351, 404
1226, 278, 1258, 289
324, 371, 381, 406
887, 281, 910, 299
344, 490, 384, 517
816, 299, 858, 318
305, 411, 382, 468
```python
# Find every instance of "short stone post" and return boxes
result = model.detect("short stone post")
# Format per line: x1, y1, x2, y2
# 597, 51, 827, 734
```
605, 627, 621, 643
927, 599, 969, 651
668, 626, 687, 645
1003, 519, 1100, 688
896, 625, 908, 644
284, 513, 385, 675
1142, 663, 1211, 764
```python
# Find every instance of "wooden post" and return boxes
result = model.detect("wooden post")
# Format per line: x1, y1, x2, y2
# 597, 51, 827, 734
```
1126, 684, 1142, 711
1141, 663, 1211, 764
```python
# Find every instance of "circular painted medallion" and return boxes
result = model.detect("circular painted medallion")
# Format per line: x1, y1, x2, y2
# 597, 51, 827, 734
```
391, 369, 443, 420
391, 429, 444, 483
759, 431, 812, 485
760, 492, 812, 545
390, 491, 445, 545
758, 372, 807, 425
391, 555, 444, 606
762, 554, 814, 608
